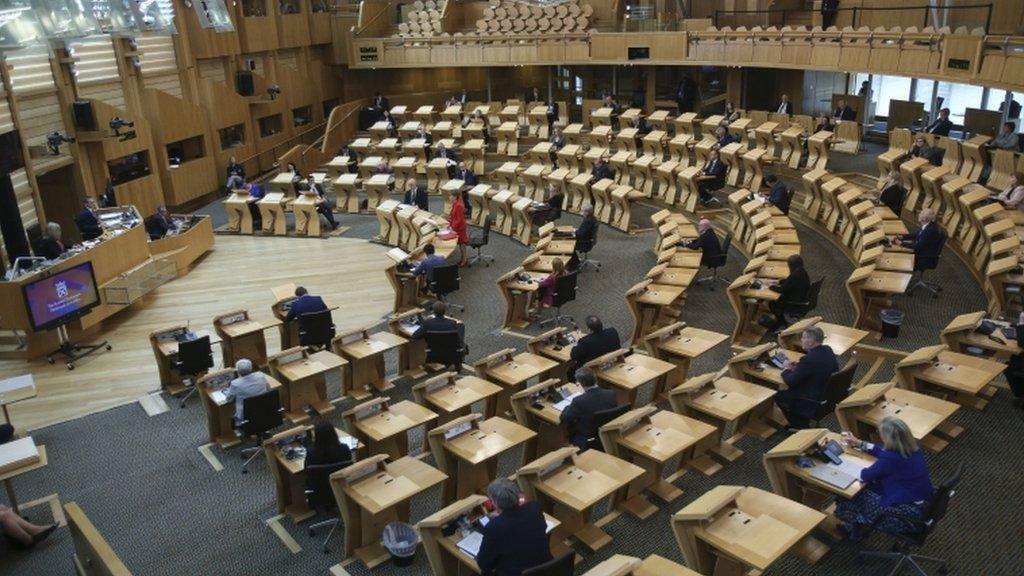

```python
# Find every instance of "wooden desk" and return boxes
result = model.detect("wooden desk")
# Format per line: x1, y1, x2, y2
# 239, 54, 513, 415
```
0, 374, 36, 428
727, 342, 800, 390
343, 398, 437, 459
332, 454, 446, 568
599, 406, 718, 516
267, 347, 345, 423
510, 379, 581, 462
496, 267, 548, 329
413, 372, 502, 427
474, 349, 558, 417
517, 447, 644, 552
149, 326, 221, 395
429, 414, 536, 504
777, 316, 869, 357
669, 373, 777, 462
672, 485, 827, 575
643, 323, 729, 399
527, 327, 585, 383
0, 437, 46, 514
836, 381, 961, 453
583, 554, 699, 576
727, 273, 780, 344
197, 368, 282, 448
587, 349, 676, 407
213, 309, 272, 368
895, 344, 1004, 409
224, 190, 255, 233
258, 193, 288, 235
332, 328, 409, 400
263, 424, 359, 523
940, 311, 1022, 360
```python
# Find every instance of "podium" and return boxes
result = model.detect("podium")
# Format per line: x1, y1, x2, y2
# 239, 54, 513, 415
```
224, 190, 254, 233
212, 309, 271, 368
528, 105, 549, 138
334, 173, 362, 213
258, 193, 287, 235
557, 144, 583, 175
496, 121, 519, 156
365, 174, 395, 210
267, 347, 345, 423
375, 199, 402, 245
835, 381, 960, 453
330, 454, 446, 568
806, 130, 833, 171
462, 138, 486, 173
197, 368, 281, 448
292, 190, 321, 237
332, 327, 409, 400
467, 184, 493, 227
426, 158, 453, 192
393, 156, 418, 184
342, 397, 437, 459
495, 267, 545, 329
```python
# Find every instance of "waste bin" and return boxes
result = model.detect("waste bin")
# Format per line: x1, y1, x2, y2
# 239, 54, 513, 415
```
880, 308, 904, 339
382, 522, 419, 567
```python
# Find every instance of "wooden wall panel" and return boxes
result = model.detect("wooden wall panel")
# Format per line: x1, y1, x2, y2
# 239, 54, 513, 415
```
0, 87, 13, 134
78, 83, 127, 110
197, 59, 227, 83
197, 78, 257, 181
6, 46, 56, 94
11, 168, 38, 229
145, 74, 184, 99
16, 93, 64, 146
278, 49, 300, 70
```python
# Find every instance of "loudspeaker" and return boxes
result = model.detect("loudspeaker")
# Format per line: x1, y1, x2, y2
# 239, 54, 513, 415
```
73, 100, 97, 131
0, 174, 30, 269
236, 71, 254, 97
0, 130, 25, 173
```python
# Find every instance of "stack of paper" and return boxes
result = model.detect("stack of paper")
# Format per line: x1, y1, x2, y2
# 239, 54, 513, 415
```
456, 531, 484, 557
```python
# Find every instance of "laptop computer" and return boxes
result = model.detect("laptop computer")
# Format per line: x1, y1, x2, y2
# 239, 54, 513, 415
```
808, 464, 856, 490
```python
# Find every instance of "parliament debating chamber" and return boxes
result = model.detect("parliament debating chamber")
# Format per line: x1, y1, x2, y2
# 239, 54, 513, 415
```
2, 0, 1024, 574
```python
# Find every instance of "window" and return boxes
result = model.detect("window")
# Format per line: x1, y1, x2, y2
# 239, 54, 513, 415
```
292, 105, 312, 127
259, 114, 283, 138
322, 98, 339, 119
107, 152, 151, 186
935, 81, 983, 125
913, 79, 936, 113
874, 76, 911, 117
165, 136, 205, 166
218, 124, 246, 150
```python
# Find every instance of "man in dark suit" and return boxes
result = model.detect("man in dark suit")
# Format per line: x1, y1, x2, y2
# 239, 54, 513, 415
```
412, 301, 465, 343
456, 89, 469, 106
776, 326, 838, 428
775, 94, 794, 115
764, 174, 791, 215
714, 126, 735, 149
697, 149, 726, 204
525, 87, 542, 104
820, 0, 839, 29
676, 75, 697, 114
546, 101, 559, 128
305, 175, 338, 230
569, 315, 621, 377
764, 254, 810, 331
560, 367, 617, 449
147, 205, 176, 239
284, 286, 328, 323
434, 142, 457, 162
454, 161, 477, 217
226, 156, 245, 187
680, 219, 723, 267
476, 478, 553, 576
335, 145, 358, 173
403, 178, 429, 211
372, 92, 389, 111
925, 108, 953, 137
75, 197, 103, 240
898, 208, 944, 270
600, 94, 622, 115
590, 157, 614, 183
834, 99, 856, 121
569, 204, 599, 270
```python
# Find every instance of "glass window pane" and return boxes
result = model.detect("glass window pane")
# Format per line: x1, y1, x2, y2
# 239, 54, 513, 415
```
875, 76, 911, 117
913, 79, 935, 113
935, 81, 983, 124
986, 88, 1007, 111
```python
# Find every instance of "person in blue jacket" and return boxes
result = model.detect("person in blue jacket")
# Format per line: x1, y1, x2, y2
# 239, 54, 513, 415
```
836, 416, 934, 540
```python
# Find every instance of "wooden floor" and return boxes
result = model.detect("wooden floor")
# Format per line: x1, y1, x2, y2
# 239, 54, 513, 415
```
0, 235, 394, 432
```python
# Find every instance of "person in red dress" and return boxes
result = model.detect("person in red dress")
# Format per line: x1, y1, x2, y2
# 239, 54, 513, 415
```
449, 193, 470, 266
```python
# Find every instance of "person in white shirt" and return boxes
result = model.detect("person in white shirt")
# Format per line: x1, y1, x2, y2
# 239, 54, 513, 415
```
225, 359, 270, 423
996, 172, 1024, 210
776, 94, 793, 115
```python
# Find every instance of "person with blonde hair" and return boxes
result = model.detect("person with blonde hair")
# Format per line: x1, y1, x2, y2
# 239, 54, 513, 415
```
535, 258, 566, 309
835, 416, 934, 540
40, 222, 66, 260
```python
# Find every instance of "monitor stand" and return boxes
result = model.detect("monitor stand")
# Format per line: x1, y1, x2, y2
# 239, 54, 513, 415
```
46, 324, 111, 371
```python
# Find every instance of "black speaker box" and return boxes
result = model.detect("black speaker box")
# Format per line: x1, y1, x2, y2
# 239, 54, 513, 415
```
73, 100, 97, 131
236, 71, 254, 97
0, 130, 25, 173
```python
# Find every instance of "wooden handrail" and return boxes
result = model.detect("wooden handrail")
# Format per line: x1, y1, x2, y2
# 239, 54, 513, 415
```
355, 1, 394, 36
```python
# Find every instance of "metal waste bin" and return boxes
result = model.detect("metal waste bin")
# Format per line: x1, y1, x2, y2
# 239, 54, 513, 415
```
382, 522, 419, 567
880, 308, 904, 339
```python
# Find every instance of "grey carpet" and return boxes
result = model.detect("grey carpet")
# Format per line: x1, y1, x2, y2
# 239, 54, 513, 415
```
4, 147, 1023, 576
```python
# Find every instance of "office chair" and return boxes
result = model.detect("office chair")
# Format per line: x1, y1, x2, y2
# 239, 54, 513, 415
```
694, 232, 732, 290
857, 464, 963, 576
299, 309, 335, 350
575, 224, 601, 272
429, 264, 465, 312
423, 330, 465, 372
25, 224, 44, 256
585, 403, 630, 451
546, 194, 564, 222
796, 363, 857, 429
238, 389, 285, 473
907, 231, 946, 298
174, 336, 214, 408
781, 278, 824, 327
540, 272, 578, 327
522, 551, 575, 576
305, 459, 352, 553
467, 216, 495, 267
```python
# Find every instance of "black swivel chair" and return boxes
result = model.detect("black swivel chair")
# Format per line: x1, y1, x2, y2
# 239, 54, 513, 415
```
305, 459, 352, 553
797, 363, 858, 429
908, 231, 946, 298
430, 264, 465, 312
522, 551, 575, 576
25, 224, 44, 256
575, 225, 601, 272
540, 272, 578, 327
467, 216, 495, 267
585, 403, 630, 451
781, 278, 824, 327
174, 336, 214, 408
857, 464, 963, 576
423, 330, 466, 372
694, 232, 732, 290
299, 309, 336, 350
238, 389, 285, 473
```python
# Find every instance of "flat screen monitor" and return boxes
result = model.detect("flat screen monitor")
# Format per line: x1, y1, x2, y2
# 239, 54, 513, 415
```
21, 261, 101, 331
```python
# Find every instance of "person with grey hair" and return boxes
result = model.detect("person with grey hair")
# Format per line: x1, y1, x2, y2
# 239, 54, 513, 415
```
560, 366, 617, 450
835, 416, 934, 541
569, 203, 599, 270
476, 478, 552, 576
775, 326, 838, 429
224, 358, 270, 423
40, 221, 66, 260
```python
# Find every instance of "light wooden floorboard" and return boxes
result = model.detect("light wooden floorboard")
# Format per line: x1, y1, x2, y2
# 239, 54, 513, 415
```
0, 235, 394, 431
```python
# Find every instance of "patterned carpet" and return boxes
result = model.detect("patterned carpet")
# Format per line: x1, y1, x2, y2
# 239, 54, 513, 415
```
4, 147, 1023, 576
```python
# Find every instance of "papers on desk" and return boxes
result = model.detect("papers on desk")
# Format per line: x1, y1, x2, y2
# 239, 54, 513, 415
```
551, 391, 582, 412
456, 531, 484, 557
210, 389, 229, 405
339, 435, 359, 450
545, 518, 556, 534
387, 248, 410, 263
0, 437, 40, 475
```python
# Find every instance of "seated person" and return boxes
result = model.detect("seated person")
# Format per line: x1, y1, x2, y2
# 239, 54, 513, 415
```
74, 197, 103, 241
454, 161, 478, 186
284, 286, 329, 324
415, 126, 433, 150
1003, 311, 1024, 409
814, 115, 835, 134
0, 503, 58, 549
244, 182, 265, 228
590, 157, 614, 183
925, 107, 952, 136
569, 315, 621, 376
546, 101, 560, 128
600, 93, 621, 114
146, 205, 176, 239
696, 150, 726, 205
40, 222, 66, 260
0, 423, 12, 444
763, 254, 810, 332
403, 178, 429, 211
724, 101, 740, 123
908, 135, 941, 166
335, 144, 358, 173
434, 142, 457, 162
568, 204, 598, 270
836, 417, 934, 541
303, 420, 353, 469
374, 160, 393, 175
477, 478, 553, 576
226, 156, 245, 185
834, 99, 856, 121
714, 125, 735, 148
989, 121, 1020, 151
995, 172, 1024, 210
542, 183, 563, 222
776, 327, 838, 428
896, 208, 943, 268
305, 174, 338, 230
875, 169, 907, 216
412, 300, 465, 343
225, 359, 271, 425
549, 125, 566, 151
678, 219, 723, 267
763, 174, 790, 215
411, 243, 448, 284
559, 367, 617, 450
535, 258, 567, 311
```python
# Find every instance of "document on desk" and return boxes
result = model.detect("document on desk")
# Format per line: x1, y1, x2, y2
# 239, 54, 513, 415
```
456, 531, 484, 557
210, 389, 229, 405
552, 392, 582, 412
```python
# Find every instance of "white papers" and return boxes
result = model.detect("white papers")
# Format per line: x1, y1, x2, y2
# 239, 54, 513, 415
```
552, 391, 582, 412
545, 518, 556, 534
456, 531, 484, 557
210, 390, 228, 405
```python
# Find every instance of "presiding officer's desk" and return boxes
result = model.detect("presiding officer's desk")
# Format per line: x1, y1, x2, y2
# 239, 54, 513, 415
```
642, 322, 729, 396
586, 348, 677, 407
149, 326, 222, 395
428, 414, 536, 504
777, 316, 869, 358
343, 397, 437, 460
412, 372, 502, 429
332, 327, 409, 400
263, 424, 360, 523
668, 373, 777, 463
940, 311, 1022, 360
526, 327, 586, 383
835, 381, 961, 453
212, 309, 277, 368
510, 379, 581, 462
671, 485, 827, 576
418, 494, 562, 576
895, 344, 1004, 410
517, 446, 644, 552
763, 428, 877, 541
583, 554, 699, 576
598, 406, 719, 516
330, 454, 446, 568
197, 368, 282, 448
471, 348, 558, 418
267, 347, 345, 423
